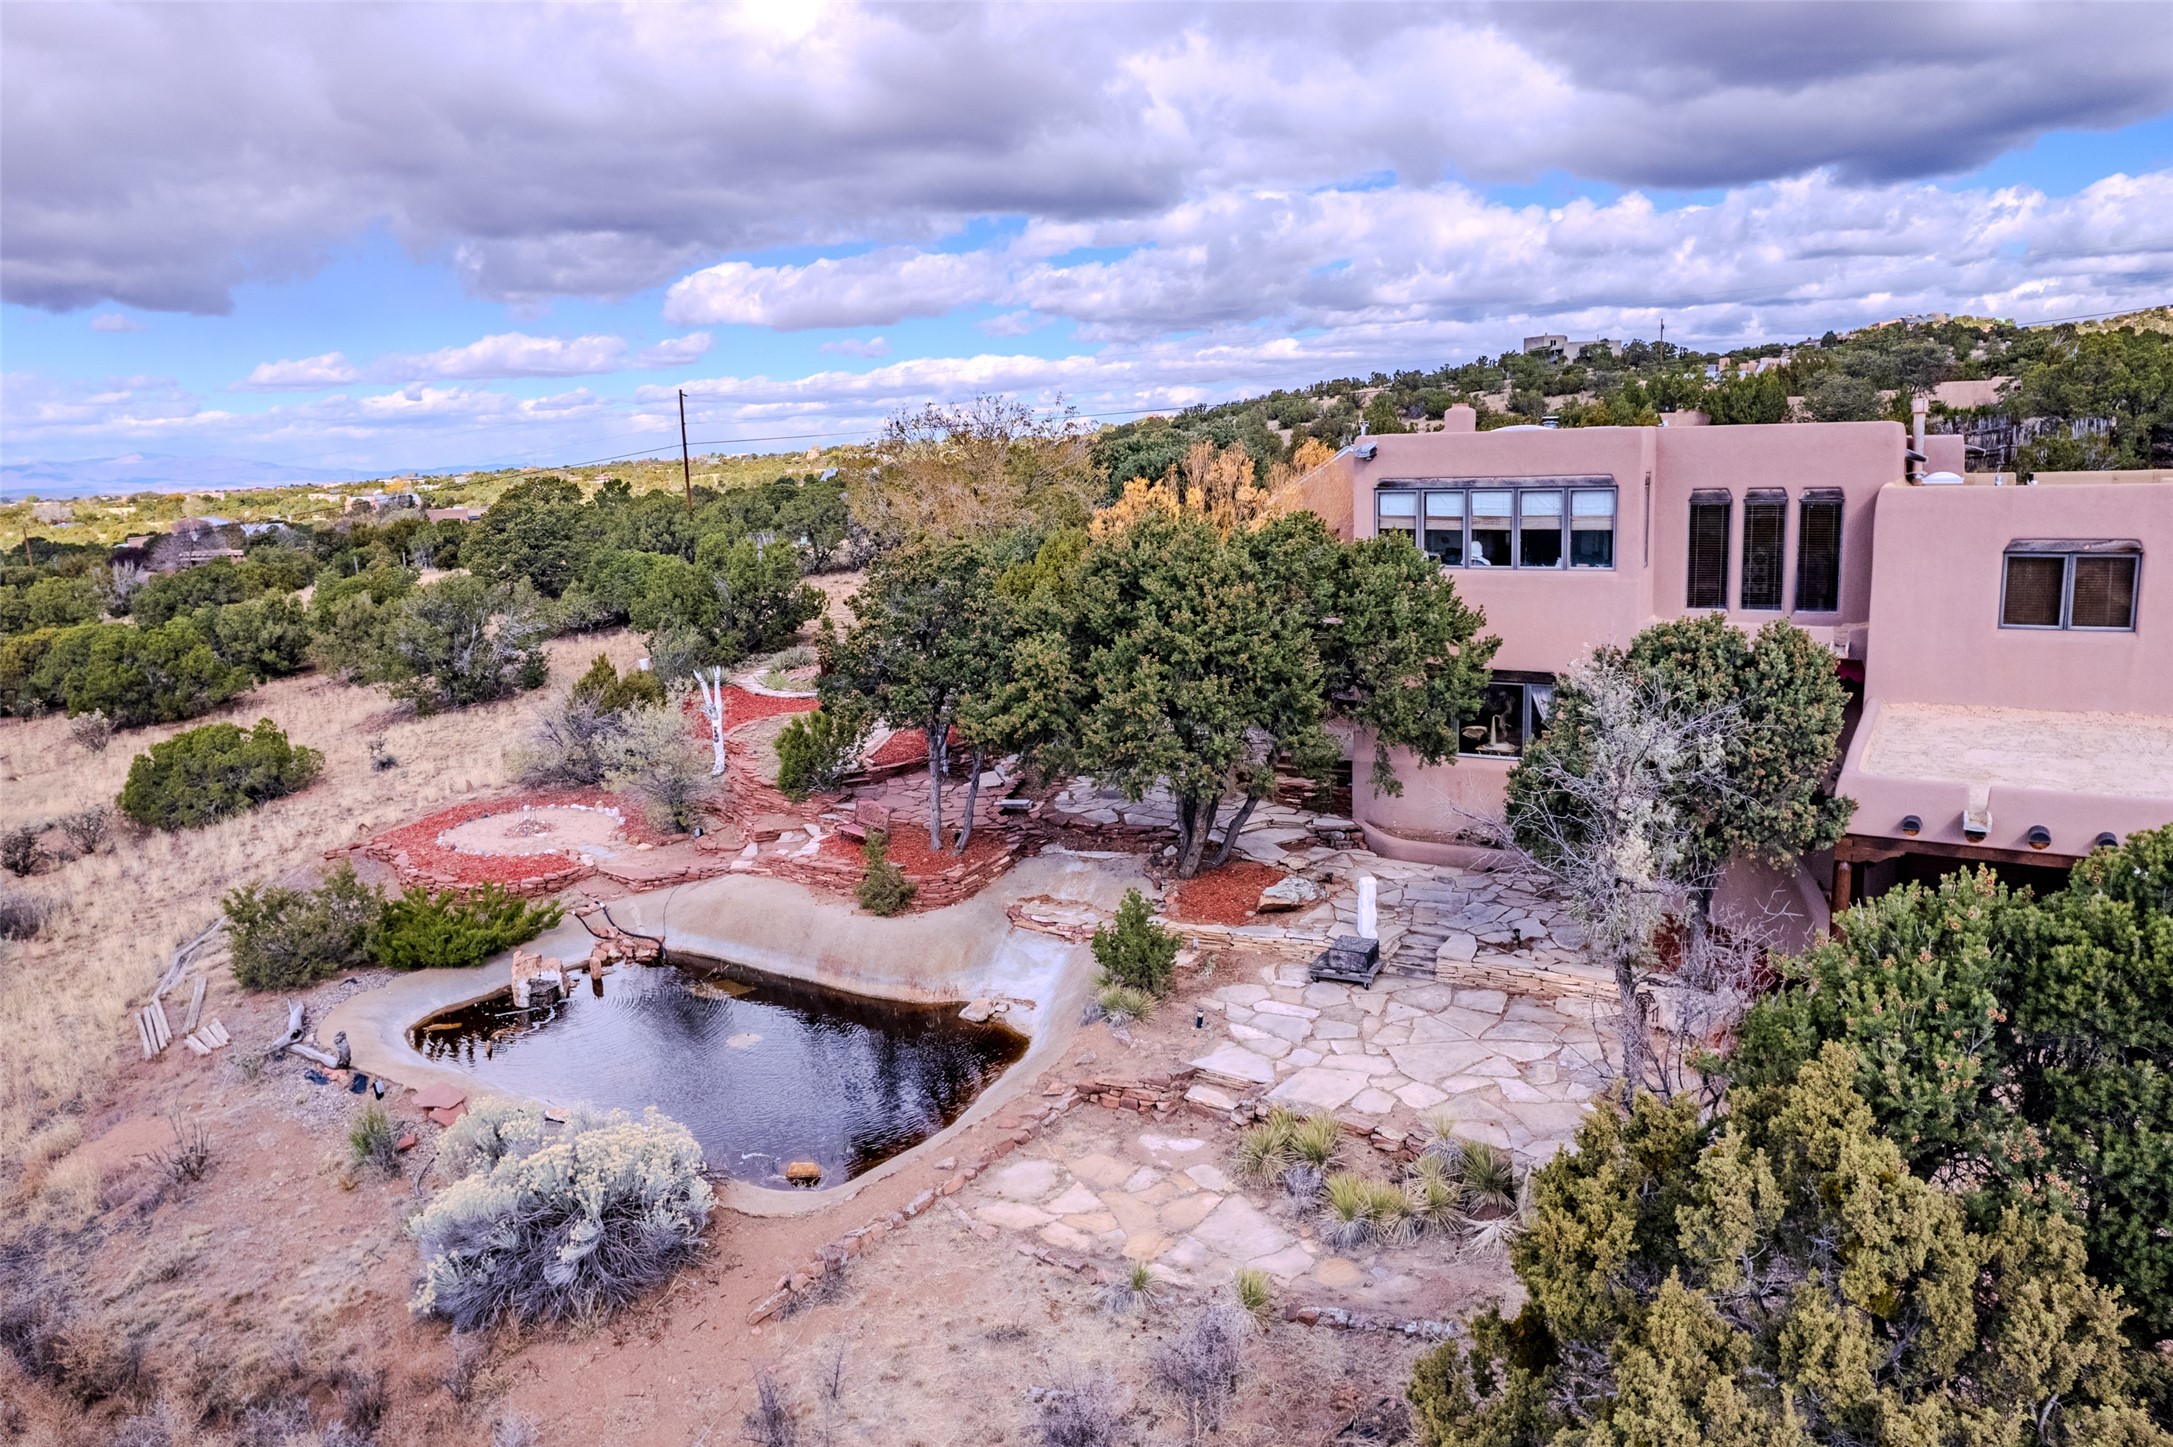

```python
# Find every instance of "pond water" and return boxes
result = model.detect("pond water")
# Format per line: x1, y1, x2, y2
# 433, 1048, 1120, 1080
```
407, 956, 1027, 1187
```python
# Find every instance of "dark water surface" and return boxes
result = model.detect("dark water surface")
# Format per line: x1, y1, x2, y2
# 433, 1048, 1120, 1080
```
407, 955, 1026, 1186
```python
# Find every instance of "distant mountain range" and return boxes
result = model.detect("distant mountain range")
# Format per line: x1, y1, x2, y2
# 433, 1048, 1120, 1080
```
0, 454, 376, 500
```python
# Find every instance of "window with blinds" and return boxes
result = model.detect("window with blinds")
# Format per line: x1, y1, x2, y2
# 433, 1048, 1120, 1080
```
2001, 541, 2141, 630
1795, 490, 1843, 613
1687, 491, 1730, 609
1740, 489, 1787, 610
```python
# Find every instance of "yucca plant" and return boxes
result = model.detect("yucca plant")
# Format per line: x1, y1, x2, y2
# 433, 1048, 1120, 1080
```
1364, 1178, 1420, 1247
1287, 1111, 1343, 1170
1233, 1108, 1300, 1182
1100, 1257, 1160, 1315
1095, 982, 1156, 1024
1417, 1112, 1464, 1169
1321, 1171, 1380, 1250
1456, 1140, 1520, 1218
1233, 1267, 1273, 1326
1405, 1153, 1466, 1232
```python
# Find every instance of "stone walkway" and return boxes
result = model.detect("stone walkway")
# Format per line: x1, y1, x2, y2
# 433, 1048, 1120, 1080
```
957, 1117, 1434, 1301
1187, 957, 1616, 1163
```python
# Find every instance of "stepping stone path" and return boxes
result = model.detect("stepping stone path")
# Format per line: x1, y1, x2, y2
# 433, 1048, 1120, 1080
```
1188, 959, 1617, 1161
961, 1125, 1426, 1300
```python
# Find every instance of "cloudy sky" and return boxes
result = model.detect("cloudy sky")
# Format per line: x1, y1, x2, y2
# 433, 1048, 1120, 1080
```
4, 2, 2171, 480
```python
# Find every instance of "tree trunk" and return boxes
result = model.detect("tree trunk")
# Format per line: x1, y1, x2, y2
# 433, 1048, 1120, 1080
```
1176, 791, 1221, 878
1613, 949, 1654, 1104
1206, 790, 1262, 870
954, 747, 985, 853
924, 718, 947, 853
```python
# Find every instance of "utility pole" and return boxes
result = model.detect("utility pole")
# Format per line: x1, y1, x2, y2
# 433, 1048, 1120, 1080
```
678, 389, 693, 516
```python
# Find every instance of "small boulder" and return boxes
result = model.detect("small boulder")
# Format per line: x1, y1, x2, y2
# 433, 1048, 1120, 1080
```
959, 999, 999, 1023
1255, 875, 1324, 913
784, 1160, 824, 1187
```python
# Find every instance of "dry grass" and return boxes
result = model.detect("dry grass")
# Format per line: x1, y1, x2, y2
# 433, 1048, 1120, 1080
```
0, 631, 644, 1176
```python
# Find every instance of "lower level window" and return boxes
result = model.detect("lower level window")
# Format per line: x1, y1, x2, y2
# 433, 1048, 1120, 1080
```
1461, 672, 1554, 757
2001, 542, 2140, 630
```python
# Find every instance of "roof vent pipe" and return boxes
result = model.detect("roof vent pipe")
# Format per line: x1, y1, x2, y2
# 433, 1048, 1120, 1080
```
1910, 395, 1928, 480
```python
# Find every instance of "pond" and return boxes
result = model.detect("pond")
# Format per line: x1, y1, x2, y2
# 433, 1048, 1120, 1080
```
407, 955, 1027, 1187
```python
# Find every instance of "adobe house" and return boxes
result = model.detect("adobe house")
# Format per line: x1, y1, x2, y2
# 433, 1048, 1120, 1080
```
1291, 403, 2173, 940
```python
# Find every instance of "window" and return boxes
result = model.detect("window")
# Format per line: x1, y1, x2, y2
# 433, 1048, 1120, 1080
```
1740, 489, 1787, 610
1518, 490, 1564, 567
1461, 671, 1555, 757
1469, 490, 1513, 566
2002, 541, 2141, 630
1570, 489, 1615, 568
1687, 490, 1731, 609
1423, 491, 1464, 566
1795, 490, 1843, 613
1376, 480, 1617, 570
1375, 489, 1418, 547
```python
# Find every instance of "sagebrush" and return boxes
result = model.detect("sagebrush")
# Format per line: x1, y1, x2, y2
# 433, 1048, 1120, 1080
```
411, 1099, 714, 1330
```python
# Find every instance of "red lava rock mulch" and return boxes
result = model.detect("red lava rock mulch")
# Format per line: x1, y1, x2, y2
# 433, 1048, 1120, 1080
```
355, 788, 673, 891
821, 818, 1015, 878
680, 686, 819, 739
1164, 858, 1286, 926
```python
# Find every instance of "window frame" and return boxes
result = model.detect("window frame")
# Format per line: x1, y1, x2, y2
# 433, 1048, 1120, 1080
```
1459, 670, 1557, 758
1999, 540, 2142, 632
1374, 478, 1615, 571
1739, 488, 1788, 612
1686, 489, 1732, 610
1794, 488, 1844, 615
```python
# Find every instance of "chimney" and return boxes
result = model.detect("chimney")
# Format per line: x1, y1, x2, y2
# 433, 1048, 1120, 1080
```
1443, 403, 1477, 433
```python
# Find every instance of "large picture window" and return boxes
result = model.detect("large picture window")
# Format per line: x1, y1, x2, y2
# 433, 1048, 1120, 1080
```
1795, 489, 1843, 613
1461, 671, 1555, 757
2002, 541, 2140, 630
1376, 479, 1616, 570
1687, 490, 1731, 609
1740, 489, 1787, 610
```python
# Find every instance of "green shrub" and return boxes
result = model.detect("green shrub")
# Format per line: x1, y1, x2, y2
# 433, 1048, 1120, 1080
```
2, 619, 252, 725
349, 1103, 400, 1176
194, 595, 313, 680
568, 653, 663, 713
377, 884, 563, 971
1233, 1267, 1273, 1325
774, 704, 868, 800
117, 718, 322, 830
412, 1099, 713, 1330
224, 863, 385, 991
855, 831, 916, 916
1091, 888, 1180, 996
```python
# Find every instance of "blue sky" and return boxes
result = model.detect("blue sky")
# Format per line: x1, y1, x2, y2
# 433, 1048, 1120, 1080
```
4, 3, 2171, 484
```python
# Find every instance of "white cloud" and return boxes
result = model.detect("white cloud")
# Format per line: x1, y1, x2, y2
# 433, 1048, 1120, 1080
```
650, 170, 2173, 349
376, 331, 628, 381
820, 336, 889, 358
240, 352, 360, 390
634, 332, 713, 368
7, 3, 2167, 313
89, 312, 143, 332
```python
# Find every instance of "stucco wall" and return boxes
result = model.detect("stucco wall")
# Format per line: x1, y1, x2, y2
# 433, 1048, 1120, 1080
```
1862, 479, 2173, 715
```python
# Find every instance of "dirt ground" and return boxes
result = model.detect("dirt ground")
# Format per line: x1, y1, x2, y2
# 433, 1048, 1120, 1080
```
0, 940, 1518, 1446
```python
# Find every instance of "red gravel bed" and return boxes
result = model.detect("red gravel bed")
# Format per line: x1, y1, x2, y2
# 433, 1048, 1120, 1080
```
821, 817, 1015, 878
1165, 858, 1285, 926
680, 686, 818, 740
359, 788, 672, 891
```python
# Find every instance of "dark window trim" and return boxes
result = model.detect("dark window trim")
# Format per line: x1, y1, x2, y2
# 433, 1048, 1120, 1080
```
2000, 545, 2141, 632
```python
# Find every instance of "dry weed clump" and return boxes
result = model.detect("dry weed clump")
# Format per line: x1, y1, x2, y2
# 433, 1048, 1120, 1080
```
0, 632, 642, 1175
